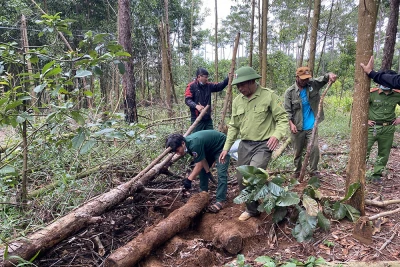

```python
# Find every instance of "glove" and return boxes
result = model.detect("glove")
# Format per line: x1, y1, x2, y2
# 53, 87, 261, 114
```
182, 178, 192, 189
205, 172, 216, 184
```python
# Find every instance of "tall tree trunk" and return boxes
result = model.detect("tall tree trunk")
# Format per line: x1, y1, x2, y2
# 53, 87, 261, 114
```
299, 0, 312, 68
118, 0, 137, 122
159, 22, 172, 110
213, 0, 218, 122
316, 0, 334, 75
308, 0, 321, 73
346, 0, 378, 214
380, 0, 399, 71
188, 0, 195, 81
260, 0, 268, 87
214, 0, 218, 82
164, 0, 178, 104
258, 0, 262, 74
375, 7, 383, 59
249, 0, 255, 67
218, 33, 240, 133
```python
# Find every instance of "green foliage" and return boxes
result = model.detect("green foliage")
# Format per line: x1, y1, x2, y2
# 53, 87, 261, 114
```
225, 254, 326, 267
266, 51, 297, 94
292, 209, 318, 242
235, 166, 360, 242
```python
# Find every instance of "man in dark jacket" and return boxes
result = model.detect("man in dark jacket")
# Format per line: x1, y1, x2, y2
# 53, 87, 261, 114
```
361, 56, 400, 88
185, 68, 229, 132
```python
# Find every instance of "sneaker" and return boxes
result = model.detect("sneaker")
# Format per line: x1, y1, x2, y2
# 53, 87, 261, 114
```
238, 211, 252, 221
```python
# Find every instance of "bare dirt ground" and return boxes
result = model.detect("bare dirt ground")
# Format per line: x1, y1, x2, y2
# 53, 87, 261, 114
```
34, 133, 400, 266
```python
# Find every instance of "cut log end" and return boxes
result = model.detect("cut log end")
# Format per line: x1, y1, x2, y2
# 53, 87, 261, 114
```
223, 234, 243, 254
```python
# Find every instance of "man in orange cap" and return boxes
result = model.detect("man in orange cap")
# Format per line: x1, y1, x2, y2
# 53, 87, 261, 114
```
284, 67, 337, 179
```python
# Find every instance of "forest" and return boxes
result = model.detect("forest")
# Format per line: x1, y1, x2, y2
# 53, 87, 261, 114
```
0, 0, 400, 266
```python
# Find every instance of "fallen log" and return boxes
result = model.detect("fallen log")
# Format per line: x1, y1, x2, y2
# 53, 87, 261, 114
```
365, 198, 400, 208
0, 107, 210, 266
212, 224, 243, 254
104, 192, 210, 266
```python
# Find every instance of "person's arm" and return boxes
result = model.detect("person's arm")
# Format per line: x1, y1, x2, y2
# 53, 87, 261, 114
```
184, 83, 197, 108
187, 161, 204, 181
311, 73, 329, 90
369, 71, 400, 89
283, 88, 297, 133
222, 103, 240, 152
360, 56, 400, 88
185, 83, 205, 111
209, 76, 229, 92
269, 93, 289, 145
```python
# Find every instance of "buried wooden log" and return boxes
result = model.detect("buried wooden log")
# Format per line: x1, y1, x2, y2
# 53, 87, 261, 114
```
0, 107, 210, 266
212, 224, 243, 254
104, 192, 209, 266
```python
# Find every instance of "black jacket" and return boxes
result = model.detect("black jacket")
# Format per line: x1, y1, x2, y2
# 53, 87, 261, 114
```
184, 77, 229, 121
369, 70, 400, 89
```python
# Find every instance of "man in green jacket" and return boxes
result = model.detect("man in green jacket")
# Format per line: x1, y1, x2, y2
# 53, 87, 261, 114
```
219, 66, 288, 221
367, 75, 400, 183
284, 67, 337, 178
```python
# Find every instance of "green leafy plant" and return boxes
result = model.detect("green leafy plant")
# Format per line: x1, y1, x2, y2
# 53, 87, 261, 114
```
234, 165, 360, 242
323, 240, 335, 248
225, 254, 252, 267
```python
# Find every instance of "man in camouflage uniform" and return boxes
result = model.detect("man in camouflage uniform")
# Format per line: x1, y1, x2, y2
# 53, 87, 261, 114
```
367, 72, 400, 183
284, 67, 337, 178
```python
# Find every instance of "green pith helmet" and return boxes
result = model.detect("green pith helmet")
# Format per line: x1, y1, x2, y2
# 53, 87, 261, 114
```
231, 66, 262, 85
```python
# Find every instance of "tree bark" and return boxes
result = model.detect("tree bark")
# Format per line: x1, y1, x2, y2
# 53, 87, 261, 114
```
315, 0, 334, 75
308, 0, 321, 73
164, 0, 178, 104
213, 0, 218, 122
218, 33, 240, 133
104, 192, 209, 266
159, 22, 172, 110
188, 0, 195, 81
299, 0, 312, 68
212, 224, 243, 254
380, 0, 399, 71
346, 0, 378, 215
260, 0, 268, 87
249, 0, 255, 67
118, 0, 138, 123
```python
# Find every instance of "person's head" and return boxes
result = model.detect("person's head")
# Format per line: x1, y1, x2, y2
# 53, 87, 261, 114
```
231, 66, 261, 98
296, 67, 312, 88
196, 68, 209, 84
165, 133, 186, 156
379, 69, 397, 90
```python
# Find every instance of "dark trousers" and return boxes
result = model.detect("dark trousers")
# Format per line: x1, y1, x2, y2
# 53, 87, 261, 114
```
191, 119, 213, 133
199, 152, 231, 202
237, 140, 272, 216
291, 129, 319, 173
